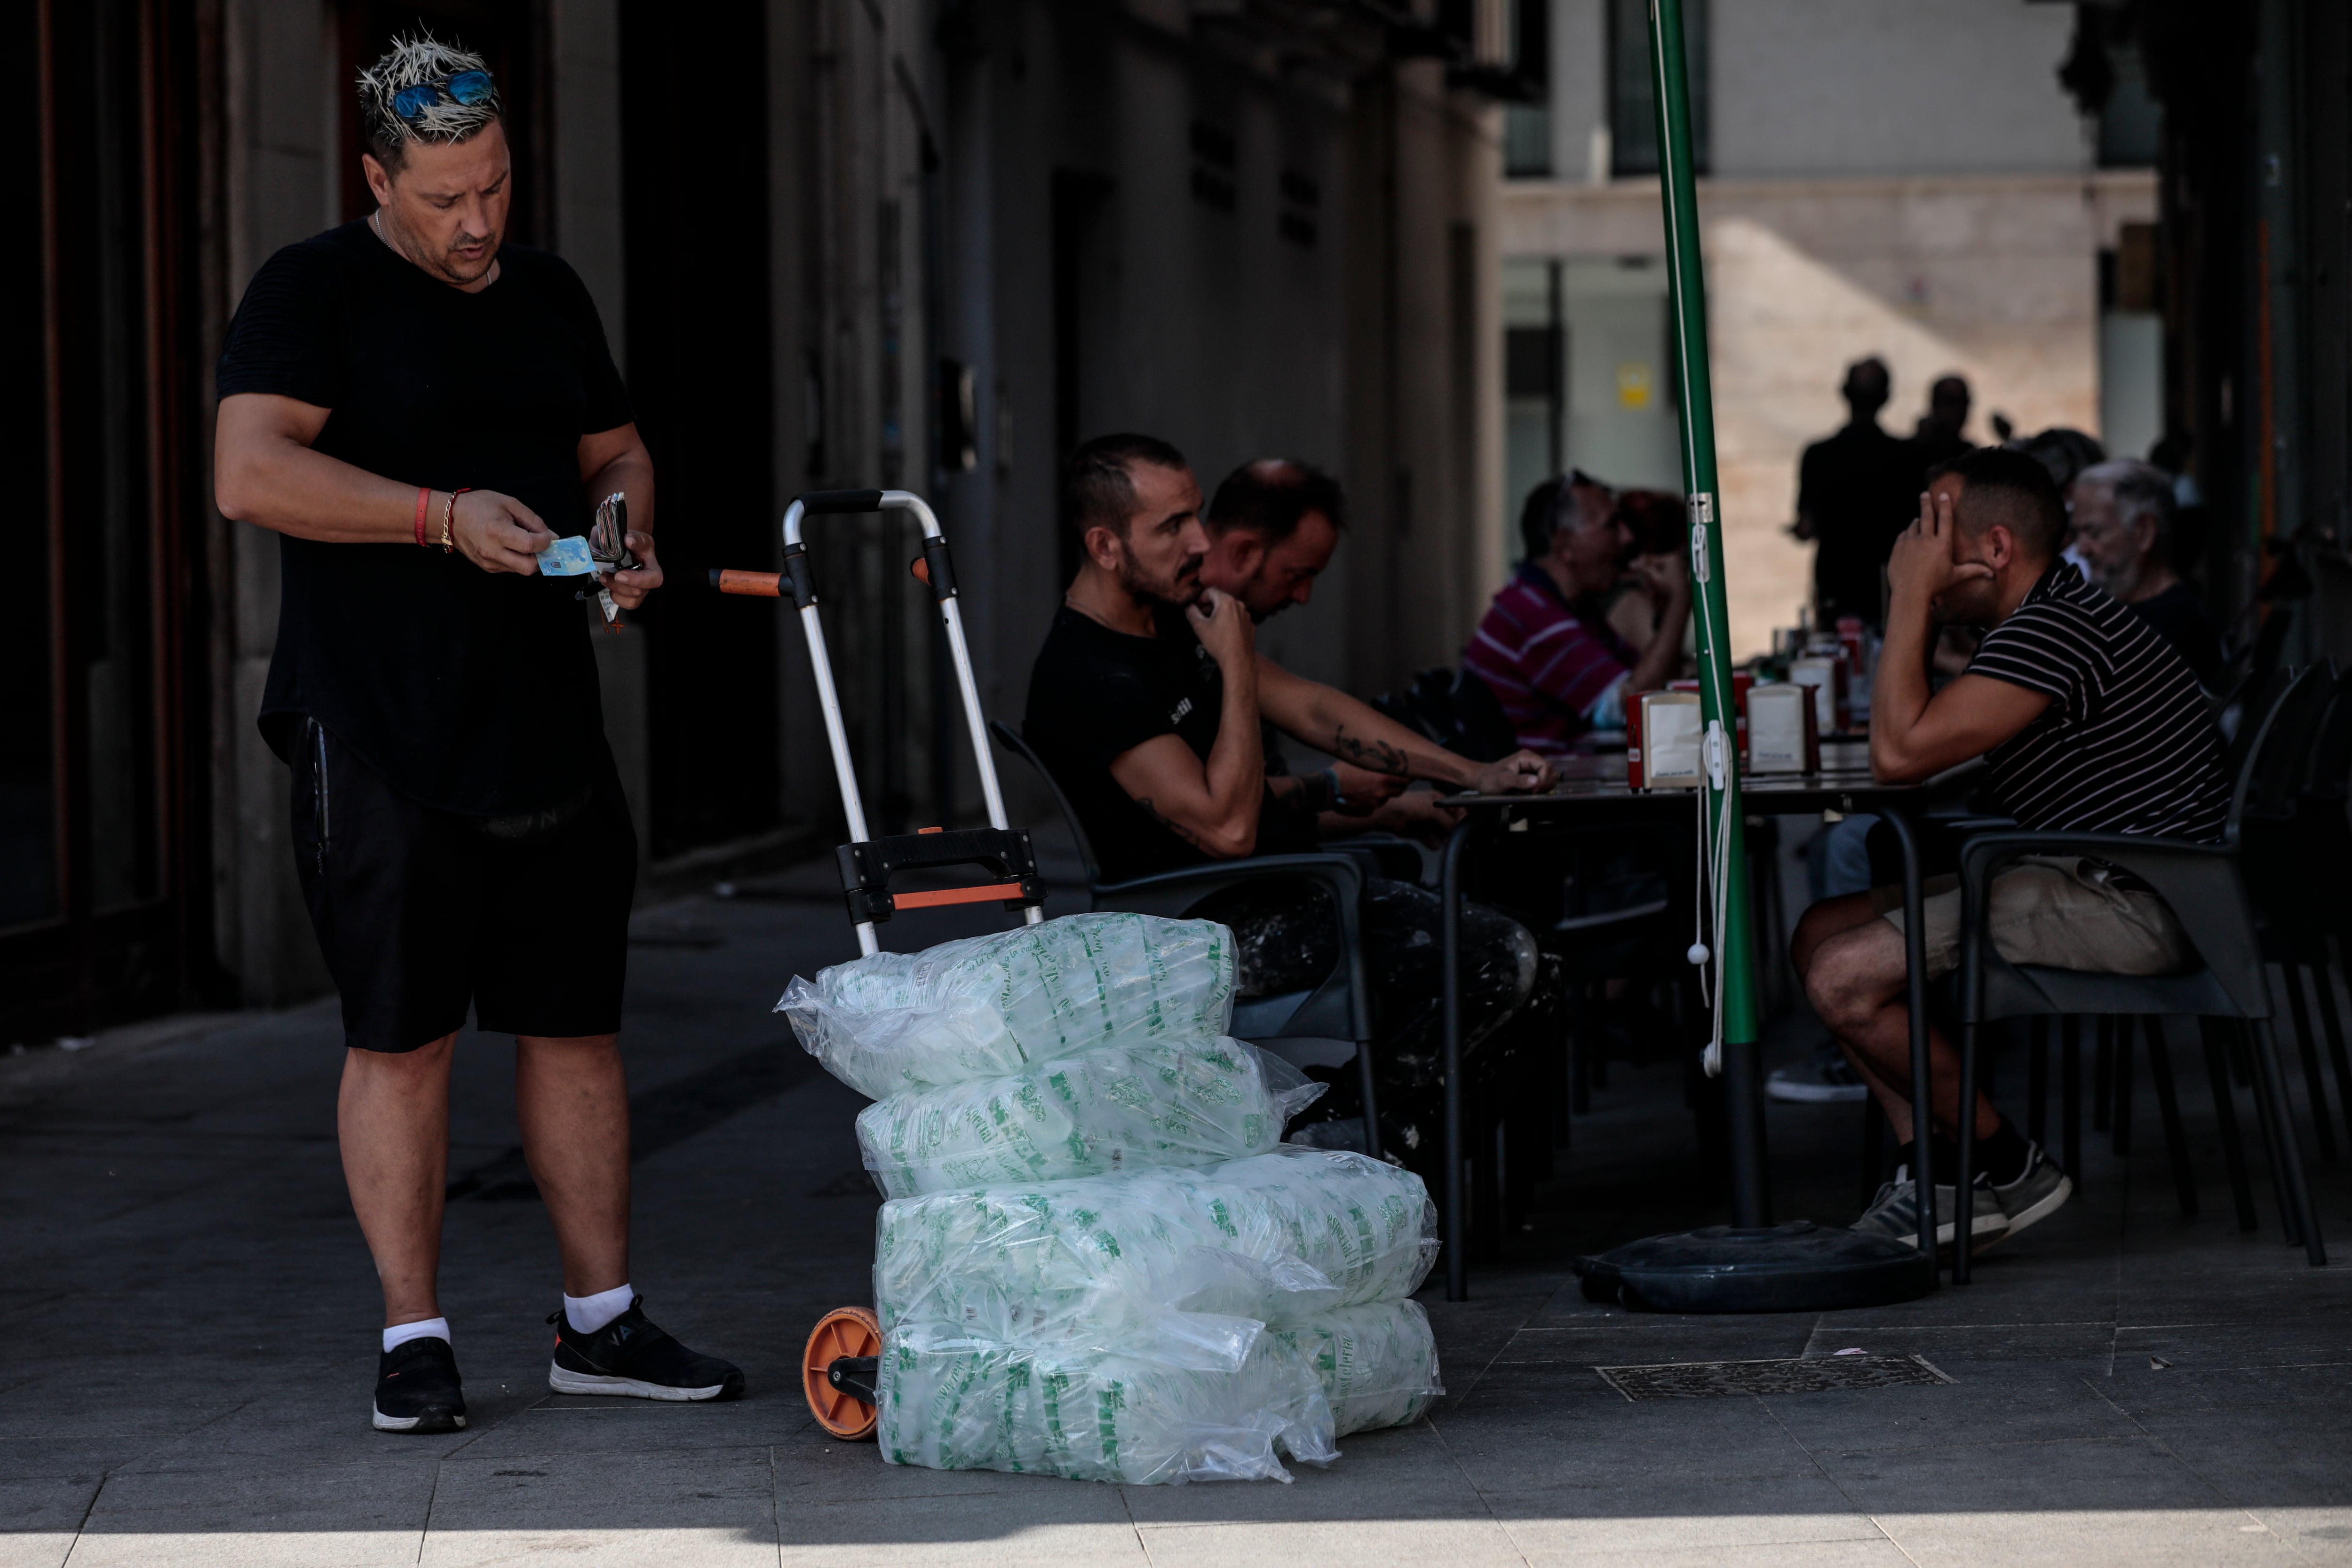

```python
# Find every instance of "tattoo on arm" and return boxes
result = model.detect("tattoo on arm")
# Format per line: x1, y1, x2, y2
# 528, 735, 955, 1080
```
1130, 796, 1215, 852
1331, 724, 1409, 777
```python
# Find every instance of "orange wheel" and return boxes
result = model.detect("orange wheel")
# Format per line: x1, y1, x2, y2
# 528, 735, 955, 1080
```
803, 1306, 882, 1441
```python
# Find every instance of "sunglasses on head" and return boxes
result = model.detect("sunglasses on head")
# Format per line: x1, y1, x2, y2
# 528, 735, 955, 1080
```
391, 71, 495, 125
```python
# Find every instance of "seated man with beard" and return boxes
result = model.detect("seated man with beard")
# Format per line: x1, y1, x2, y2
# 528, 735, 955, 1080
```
1023, 434, 1555, 1155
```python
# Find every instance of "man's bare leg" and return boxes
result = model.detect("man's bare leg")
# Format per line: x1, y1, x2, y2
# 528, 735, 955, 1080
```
516, 1034, 632, 1299
338, 1033, 457, 1328
1796, 908, 1997, 1144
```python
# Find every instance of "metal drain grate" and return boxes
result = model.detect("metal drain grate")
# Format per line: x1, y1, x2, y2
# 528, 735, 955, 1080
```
1596, 1355, 1955, 1401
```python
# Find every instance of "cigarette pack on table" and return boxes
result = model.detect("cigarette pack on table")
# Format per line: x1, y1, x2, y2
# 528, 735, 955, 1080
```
1787, 655, 1849, 735
1670, 672, 1753, 759
1746, 683, 1820, 775
1626, 691, 1704, 791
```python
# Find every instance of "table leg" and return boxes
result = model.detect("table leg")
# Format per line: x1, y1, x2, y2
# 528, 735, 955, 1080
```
1880, 808, 1938, 1285
1442, 816, 1473, 1302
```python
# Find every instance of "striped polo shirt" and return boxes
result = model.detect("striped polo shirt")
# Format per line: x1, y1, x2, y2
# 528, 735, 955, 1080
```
1462, 562, 1637, 756
1967, 563, 2229, 842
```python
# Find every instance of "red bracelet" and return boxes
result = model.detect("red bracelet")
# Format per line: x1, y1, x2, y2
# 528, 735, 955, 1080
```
414, 486, 432, 548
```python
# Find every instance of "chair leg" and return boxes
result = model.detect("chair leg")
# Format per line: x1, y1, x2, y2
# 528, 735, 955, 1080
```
2144, 1019, 2199, 1218
2283, 966, 2337, 1161
1860, 1098, 1885, 1208
1355, 1036, 1384, 1164
2027, 1017, 2049, 1147
1954, 1018, 1982, 1285
2062, 1016, 2082, 1184
2247, 1017, 2328, 1265
1571, 982, 1594, 1115
2094, 1016, 2114, 1134
2112, 1016, 2136, 1158
2200, 1018, 2259, 1232
2314, 940, 2352, 1151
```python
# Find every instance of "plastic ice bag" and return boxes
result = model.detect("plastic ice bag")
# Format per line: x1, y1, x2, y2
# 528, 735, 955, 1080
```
874, 1318, 1338, 1484
779, 913, 1237, 1100
874, 1146, 1438, 1338
856, 1037, 1325, 1199
1269, 1299, 1444, 1436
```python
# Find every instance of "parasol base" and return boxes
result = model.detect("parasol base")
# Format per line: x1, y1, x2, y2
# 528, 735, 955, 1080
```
1574, 1222, 1935, 1314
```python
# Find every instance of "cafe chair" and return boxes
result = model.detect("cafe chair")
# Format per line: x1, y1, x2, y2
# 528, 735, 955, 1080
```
987, 719, 1387, 1158
1948, 670, 2332, 1283
1373, 667, 1518, 763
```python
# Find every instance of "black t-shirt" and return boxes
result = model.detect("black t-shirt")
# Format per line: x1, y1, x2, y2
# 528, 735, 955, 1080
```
1025, 604, 1312, 884
1798, 421, 1920, 625
2127, 582, 2224, 689
216, 220, 634, 815
1966, 564, 2230, 842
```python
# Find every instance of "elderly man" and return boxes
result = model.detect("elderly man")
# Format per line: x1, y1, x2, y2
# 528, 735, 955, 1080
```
1023, 436, 1553, 1154
1462, 470, 1691, 754
2069, 459, 2222, 686
1794, 448, 2228, 1255
214, 34, 738, 1433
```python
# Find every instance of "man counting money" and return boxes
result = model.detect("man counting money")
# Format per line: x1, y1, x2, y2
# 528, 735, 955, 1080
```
213, 34, 739, 1433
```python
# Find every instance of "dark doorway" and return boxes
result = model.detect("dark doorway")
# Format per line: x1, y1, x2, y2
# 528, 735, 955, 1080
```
619, 0, 779, 859
8, 0, 212, 1042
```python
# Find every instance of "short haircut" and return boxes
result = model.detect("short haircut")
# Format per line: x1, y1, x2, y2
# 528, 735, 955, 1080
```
2076, 458, 2177, 549
1518, 469, 1609, 562
357, 33, 503, 175
1061, 433, 1190, 541
1204, 460, 1347, 545
1930, 445, 2065, 562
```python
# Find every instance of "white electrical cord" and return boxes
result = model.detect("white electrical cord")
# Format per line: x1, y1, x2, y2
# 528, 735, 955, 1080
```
1687, 719, 1734, 1077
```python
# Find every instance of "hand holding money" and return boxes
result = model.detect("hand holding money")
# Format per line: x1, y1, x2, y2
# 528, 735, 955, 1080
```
451, 489, 552, 574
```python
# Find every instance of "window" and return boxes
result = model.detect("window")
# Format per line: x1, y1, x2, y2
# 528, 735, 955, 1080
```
1608, 0, 1708, 179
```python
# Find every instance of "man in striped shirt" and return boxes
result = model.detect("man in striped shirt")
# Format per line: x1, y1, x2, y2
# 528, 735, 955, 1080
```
1462, 472, 1692, 754
1793, 446, 2227, 1255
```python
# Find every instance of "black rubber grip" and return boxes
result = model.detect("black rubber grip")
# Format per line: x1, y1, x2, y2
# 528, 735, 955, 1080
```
921, 537, 957, 601
798, 489, 887, 516
782, 542, 818, 609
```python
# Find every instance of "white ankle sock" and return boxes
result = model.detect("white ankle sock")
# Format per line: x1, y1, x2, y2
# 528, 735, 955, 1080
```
564, 1283, 634, 1334
383, 1317, 450, 1354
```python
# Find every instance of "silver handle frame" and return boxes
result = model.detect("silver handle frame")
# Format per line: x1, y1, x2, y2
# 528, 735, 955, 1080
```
783, 490, 1040, 954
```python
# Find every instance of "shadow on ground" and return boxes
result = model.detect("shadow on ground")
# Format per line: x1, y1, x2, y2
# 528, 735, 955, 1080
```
2, 848, 2347, 1566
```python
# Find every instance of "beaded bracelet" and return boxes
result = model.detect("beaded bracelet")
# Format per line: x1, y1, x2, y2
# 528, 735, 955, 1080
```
440, 488, 471, 554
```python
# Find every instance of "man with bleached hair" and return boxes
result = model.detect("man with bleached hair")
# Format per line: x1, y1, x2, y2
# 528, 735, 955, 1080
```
214, 33, 738, 1434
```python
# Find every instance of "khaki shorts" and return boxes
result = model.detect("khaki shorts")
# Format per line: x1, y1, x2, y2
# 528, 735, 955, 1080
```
1869, 855, 2196, 982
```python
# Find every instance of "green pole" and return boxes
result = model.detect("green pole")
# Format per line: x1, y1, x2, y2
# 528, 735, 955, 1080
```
1647, 0, 1769, 1224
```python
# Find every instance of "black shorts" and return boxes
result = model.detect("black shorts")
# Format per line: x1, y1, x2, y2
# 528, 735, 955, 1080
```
290, 718, 636, 1053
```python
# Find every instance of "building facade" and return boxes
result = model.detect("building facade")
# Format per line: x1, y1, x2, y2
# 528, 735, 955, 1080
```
1497, 0, 2157, 655
15, 0, 1522, 1037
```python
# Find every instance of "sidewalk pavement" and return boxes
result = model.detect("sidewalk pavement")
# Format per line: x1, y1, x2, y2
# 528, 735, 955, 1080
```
3, 860, 2349, 1567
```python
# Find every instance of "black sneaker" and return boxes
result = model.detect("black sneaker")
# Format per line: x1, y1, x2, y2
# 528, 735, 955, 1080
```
546, 1297, 744, 1402
374, 1335, 467, 1433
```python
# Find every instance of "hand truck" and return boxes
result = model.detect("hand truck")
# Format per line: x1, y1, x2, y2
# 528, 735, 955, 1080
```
712, 488, 1047, 957
715, 489, 1045, 1442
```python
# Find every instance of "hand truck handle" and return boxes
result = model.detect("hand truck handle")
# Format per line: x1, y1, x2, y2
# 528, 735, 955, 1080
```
729, 490, 1028, 953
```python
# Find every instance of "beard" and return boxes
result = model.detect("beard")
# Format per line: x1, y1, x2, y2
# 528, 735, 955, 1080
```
2087, 556, 2140, 599
1111, 539, 1202, 607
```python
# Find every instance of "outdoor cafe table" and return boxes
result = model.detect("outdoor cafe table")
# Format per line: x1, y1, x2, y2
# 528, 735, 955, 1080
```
1433, 737, 1980, 1300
